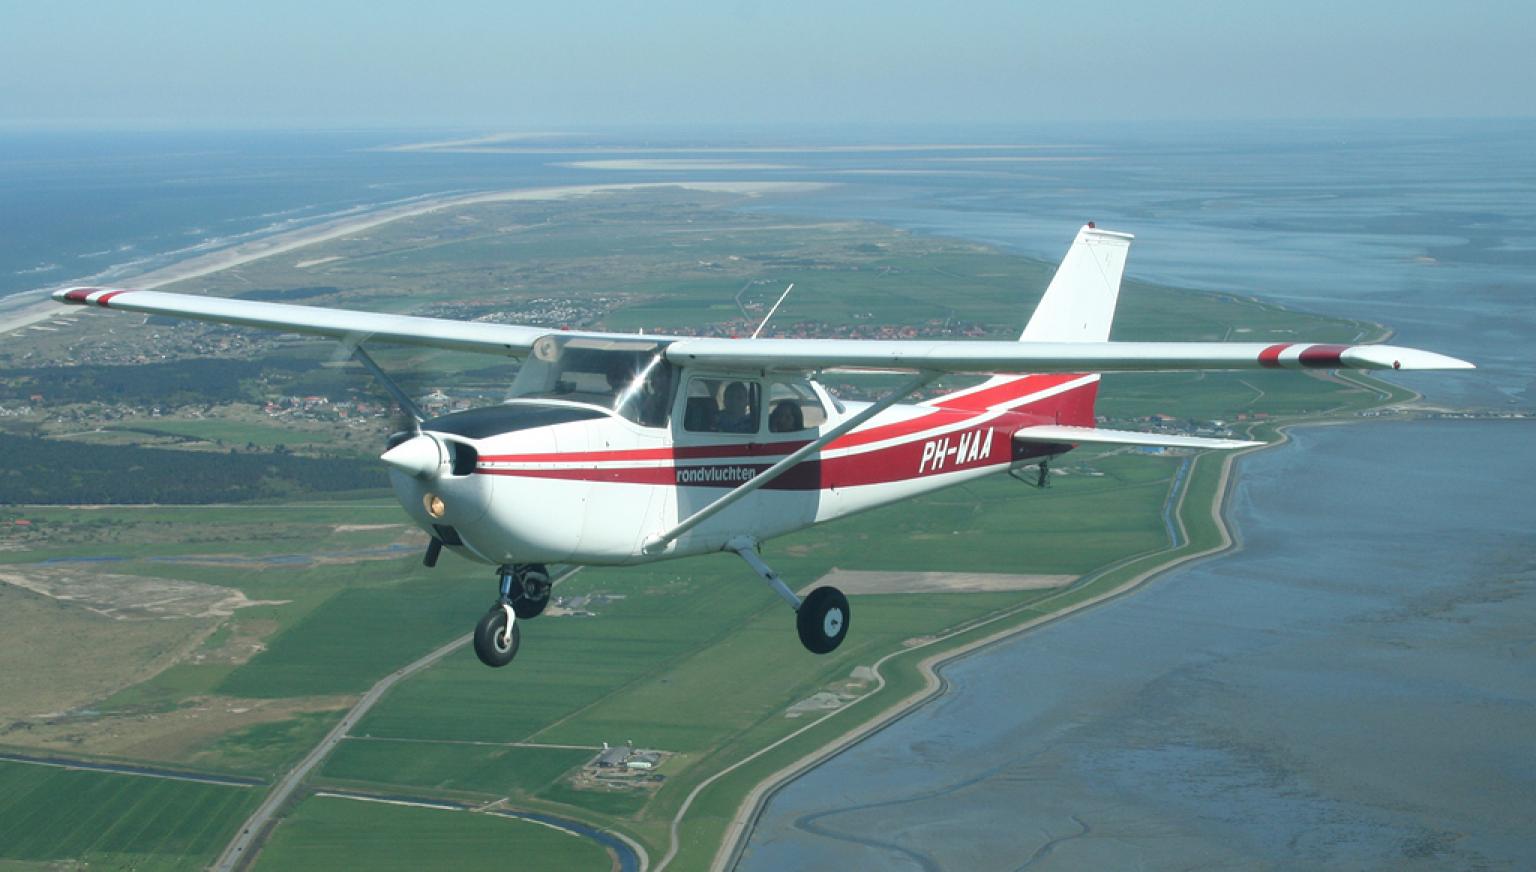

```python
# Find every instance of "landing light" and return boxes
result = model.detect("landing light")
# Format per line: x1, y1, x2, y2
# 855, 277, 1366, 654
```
424, 493, 446, 519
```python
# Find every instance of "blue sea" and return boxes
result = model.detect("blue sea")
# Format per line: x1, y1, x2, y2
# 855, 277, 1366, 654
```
3, 121, 1533, 870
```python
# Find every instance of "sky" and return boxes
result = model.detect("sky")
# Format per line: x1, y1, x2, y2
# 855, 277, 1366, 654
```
2, 0, 1533, 129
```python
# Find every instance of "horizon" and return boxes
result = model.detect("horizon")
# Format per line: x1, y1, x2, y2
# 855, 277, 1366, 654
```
4, 2, 1533, 129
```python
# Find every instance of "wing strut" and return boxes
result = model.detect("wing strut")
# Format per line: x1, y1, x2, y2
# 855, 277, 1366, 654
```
349, 343, 425, 425
643, 370, 938, 553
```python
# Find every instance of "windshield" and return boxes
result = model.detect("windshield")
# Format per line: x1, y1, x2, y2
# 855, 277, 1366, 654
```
508, 335, 677, 428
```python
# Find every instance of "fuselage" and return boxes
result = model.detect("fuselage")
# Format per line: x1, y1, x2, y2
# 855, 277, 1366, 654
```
388, 368, 1098, 567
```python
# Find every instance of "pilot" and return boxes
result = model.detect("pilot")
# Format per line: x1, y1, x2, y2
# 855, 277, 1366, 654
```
769, 399, 804, 433
606, 359, 636, 395
716, 382, 756, 433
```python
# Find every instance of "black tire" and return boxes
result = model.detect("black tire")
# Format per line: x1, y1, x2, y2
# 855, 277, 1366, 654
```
796, 586, 850, 654
473, 606, 521, 667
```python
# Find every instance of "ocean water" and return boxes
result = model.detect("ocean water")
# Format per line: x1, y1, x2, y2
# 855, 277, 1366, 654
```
737, 420, 1536, 871
0, 129, 567, 298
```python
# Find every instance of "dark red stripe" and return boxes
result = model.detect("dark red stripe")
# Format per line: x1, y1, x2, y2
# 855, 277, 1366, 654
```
479, 439, 813, 465
476, 382, 1098, 467
1298, 344, 1348, 368
1258, 343, 1292, 368
62, 289, 95, 304
479, 416, 1031, 489
929, 373, 1085, 412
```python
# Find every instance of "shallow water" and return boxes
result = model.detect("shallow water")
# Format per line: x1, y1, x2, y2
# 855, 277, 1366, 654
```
738, 420, 1536, 870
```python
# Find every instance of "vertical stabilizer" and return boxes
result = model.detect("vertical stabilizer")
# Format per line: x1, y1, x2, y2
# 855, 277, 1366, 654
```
1019, 224, 1133, 342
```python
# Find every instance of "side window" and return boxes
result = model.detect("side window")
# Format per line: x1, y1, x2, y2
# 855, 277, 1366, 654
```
684, 378, 760, 434
767, 381, 827, 433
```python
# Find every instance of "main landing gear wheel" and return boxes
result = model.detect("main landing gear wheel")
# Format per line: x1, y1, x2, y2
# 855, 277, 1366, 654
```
473, 605, 521, 667
797, 586, 850, 654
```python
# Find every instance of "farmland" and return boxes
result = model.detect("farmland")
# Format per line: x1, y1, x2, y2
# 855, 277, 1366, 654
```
0, 760, 256, 870
253, 795, 611, 872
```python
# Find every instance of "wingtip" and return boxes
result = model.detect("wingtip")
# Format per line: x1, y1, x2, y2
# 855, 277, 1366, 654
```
1343, 345, 1475, 371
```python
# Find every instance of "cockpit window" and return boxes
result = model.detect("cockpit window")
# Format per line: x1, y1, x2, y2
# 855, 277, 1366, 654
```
684, 378, 760, 434
767, 380, 827, 432
508, 335, 677, 428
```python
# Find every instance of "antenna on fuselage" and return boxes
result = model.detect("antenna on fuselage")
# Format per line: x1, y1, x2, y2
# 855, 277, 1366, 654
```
750, 283, 795, 339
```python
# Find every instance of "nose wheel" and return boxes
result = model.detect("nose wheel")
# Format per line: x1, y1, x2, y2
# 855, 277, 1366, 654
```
473, 603, 521, 667
472, 564, 550, 668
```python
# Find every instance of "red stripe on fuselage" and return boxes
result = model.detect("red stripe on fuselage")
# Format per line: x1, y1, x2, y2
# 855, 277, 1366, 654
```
929, 373, 1088, 412
476, 380, 1098, 468
479, 431, 1049, 490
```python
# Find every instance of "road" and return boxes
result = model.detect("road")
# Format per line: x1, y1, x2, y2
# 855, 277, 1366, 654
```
0, 751, 263, 787
212, 566, 587, 871
211, 631, 470, 872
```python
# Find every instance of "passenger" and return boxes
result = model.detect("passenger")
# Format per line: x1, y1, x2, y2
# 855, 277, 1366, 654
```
716, 382, 756, 433
684, 396, 719, 431
769, 400, 804, 432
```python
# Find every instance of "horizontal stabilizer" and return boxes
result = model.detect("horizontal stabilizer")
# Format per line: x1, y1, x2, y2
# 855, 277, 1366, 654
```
1014, 424, 1262, 450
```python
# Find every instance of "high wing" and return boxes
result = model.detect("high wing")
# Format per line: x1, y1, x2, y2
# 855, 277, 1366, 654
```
1013, 424, 1260, 450
54, 287, 557, 356
661, 337, 1473, 373
54, 286, 1472, 374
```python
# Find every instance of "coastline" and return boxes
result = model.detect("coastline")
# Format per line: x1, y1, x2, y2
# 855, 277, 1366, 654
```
703, 359, 1431, 871
699, 436, 1264, 871
0, 180, 830, 339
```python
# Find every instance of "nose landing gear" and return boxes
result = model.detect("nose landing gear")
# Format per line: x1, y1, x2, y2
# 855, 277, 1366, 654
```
472, 563, 551, 668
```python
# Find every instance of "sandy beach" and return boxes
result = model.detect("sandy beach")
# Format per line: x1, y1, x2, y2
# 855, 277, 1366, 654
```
0, 180, 831, 339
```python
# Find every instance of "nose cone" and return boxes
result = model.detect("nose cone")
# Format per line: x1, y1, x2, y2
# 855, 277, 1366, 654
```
380, 434, 443, 479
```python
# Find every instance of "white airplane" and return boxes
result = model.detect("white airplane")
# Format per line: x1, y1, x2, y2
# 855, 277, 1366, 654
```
53, 224, 1472, 668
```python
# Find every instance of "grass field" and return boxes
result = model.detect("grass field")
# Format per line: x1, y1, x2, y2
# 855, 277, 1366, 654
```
0, 761, 256, 870
253, 795, 611, 872
323, 741, 594, 796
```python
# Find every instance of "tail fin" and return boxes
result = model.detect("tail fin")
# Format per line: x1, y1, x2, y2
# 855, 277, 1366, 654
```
928, 224, 1129, 420
1019, 223, 1133, 342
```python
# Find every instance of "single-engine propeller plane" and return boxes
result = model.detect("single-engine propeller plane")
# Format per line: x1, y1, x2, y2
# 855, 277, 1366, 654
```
52, 224, 1473, 668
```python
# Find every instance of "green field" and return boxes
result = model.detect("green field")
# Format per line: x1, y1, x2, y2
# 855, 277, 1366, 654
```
254, 795, 611, 872
323, 741, 594, 796
0, 762, 257, 871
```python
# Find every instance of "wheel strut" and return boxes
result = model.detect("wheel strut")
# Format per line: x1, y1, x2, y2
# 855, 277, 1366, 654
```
728, 536, 849, 654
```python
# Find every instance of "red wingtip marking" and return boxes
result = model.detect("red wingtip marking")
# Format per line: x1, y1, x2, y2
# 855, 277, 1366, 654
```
96, 291, 125, 307
1258, 343, 1292, 368
62, 289, 95, 304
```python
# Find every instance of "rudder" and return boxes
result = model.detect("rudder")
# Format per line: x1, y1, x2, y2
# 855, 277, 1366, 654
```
1019, 223, 1133, 342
